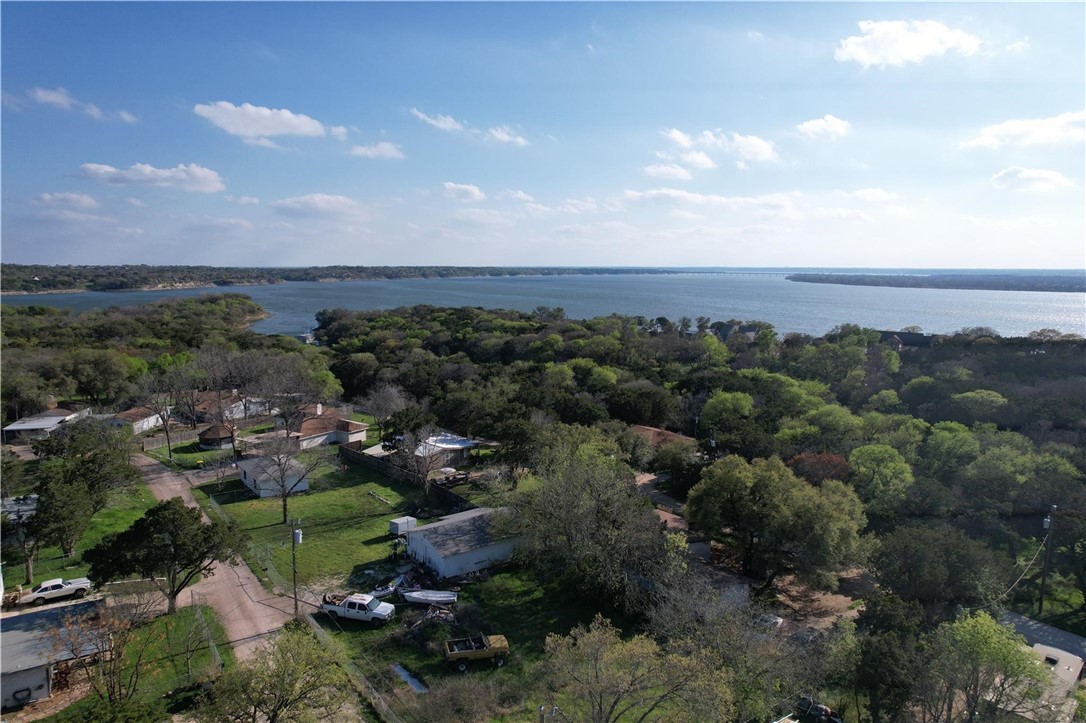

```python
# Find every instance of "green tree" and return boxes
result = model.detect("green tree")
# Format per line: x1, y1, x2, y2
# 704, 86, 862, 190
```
196, 626, 354, 723
875, 524, 1006, 621
686, 456, 866, 591
515, 425, 669, 610
848, 444, 915, 517
84, 498, 245, 613
544, 614, 731, 723
913, 612, 1051, 723
31, 418, 140, 513
34, 469, 95, 558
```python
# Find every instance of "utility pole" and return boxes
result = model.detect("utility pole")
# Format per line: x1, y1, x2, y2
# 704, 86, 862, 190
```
1038, 505, 1056, 616
291, 520, 302, 618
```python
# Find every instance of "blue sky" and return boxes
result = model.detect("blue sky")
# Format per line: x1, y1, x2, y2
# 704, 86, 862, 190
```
2, 2, 1083, 268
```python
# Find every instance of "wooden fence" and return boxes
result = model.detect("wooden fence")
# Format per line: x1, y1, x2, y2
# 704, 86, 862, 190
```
339, 445, 474, 511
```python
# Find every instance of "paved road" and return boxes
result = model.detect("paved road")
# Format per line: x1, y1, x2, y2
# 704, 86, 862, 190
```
133, 454, 293, 660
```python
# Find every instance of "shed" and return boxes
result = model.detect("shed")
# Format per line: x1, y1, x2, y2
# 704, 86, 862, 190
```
237, 457, 309, 499
404, 507, 518, 579
390, 516, 417, 536
1, 600, 102, 710
198, 424, 235, 450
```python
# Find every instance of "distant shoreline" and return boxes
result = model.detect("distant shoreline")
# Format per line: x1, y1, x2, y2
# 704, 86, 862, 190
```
786, 273, 1086, 293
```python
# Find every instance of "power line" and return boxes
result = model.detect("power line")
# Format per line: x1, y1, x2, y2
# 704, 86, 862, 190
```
964, 533, 1049, 613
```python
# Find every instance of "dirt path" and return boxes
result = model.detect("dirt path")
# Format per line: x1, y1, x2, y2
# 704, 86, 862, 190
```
133, 454, 293, 660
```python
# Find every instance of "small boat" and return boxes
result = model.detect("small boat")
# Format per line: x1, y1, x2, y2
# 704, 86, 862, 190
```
400, 589, 458, 605
370, 575, 403, 599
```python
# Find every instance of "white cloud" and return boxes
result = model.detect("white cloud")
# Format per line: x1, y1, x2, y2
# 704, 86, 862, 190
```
694, 130, 780, 163
330, 126, 348, 141
350, 141, 405, 159
226, 195, 260, 205
39, 208, 117, 226
679, 150, 717, 169
623, 188, 795, 218
185, 217, 254, 233
664, 128, 694, 148
126, 197, 146, 207
557, 197, 599, 214
193, 101, 326, 142
814, 207, 873, 222
243, 137, 283, 149
990, 166, 1074, 193
40, 192, 98, 209
835, 20, 981, 68
449, 208, 512, 226
960, 110, 1086, 149
796, 114, 852, 140
1005, 38, 1030, 53
410, 107, 464, 132
443, 182, 486, 202
644, 163, 693, 180
271, 193, 360, 216
28, 87, 77, 110
670, 209, 706, 221
487, 126, 529, 146
80, 162, 225, 193
846, 188, 899, 202
747, 31, 765, 41
501, 189, 535, 203
27, 87, 135, 123
963, 215, 1056, 230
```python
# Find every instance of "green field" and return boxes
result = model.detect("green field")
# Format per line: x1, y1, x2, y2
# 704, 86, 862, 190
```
41, 605, 232, 721
190, 458, 601, 718
145, 440, 234, 471
3, 483, 158, 591
193, 461, 424, 589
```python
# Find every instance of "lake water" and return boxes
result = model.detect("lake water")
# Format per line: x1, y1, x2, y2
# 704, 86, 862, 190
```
3, 273, 1084, 338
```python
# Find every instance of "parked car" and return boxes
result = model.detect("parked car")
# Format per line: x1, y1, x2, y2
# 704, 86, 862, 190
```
19, 578, 92, 606
444, 634, 509, 672
320, 592, 395, 623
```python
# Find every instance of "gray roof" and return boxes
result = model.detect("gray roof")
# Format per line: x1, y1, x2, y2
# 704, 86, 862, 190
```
237, 456, 307, 482
1, 601, 103, 673
406, 507, 513, 558
1, 409, 79, 433
1002, 612, 1086, 661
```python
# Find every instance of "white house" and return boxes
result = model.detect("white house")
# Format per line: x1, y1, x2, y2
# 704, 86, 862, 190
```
2, 408, 90, 444
413, 432, 478, 468
111, 405, 166, 435
296, 413, 368, 450
1, 601, 102, 710
404, 507, 518, 579
236, 457, 309, 498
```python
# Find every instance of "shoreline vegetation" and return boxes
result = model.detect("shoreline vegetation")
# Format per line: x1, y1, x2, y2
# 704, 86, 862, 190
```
787, 273, 1086, 293
0, 264, 679, 295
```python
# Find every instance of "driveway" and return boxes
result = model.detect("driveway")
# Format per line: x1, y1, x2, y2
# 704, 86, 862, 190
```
133, 454, 293, 660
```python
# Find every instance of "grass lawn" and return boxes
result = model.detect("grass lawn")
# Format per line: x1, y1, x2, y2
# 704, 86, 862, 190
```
192, 462, 423, 589
145, 440, 233, 471
3, 483, 158, 591
41, 605, 233, 721
190, 459, 605, 719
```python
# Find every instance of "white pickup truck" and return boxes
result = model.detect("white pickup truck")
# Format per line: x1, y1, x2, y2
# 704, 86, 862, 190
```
20, 578, 92, 606
320, 592, 395, 623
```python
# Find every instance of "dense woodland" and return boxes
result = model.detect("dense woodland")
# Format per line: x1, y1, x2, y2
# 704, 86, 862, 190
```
2, 294, 1085, 721
0, 264, 674, 293
788, 272, 1086, 293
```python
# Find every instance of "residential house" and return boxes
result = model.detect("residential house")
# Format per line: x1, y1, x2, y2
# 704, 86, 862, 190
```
403, 507, 518, 579
2, 408, 90, 444
1, 601, 102, 710
236, 456, 309, 498
296, 414, 368, 450
190, 391, 271, 424
110, 405, 166, 435
414, 432, 477, 468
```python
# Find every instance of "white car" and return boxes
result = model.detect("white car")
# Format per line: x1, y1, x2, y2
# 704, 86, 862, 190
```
19, 578, 92, 606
